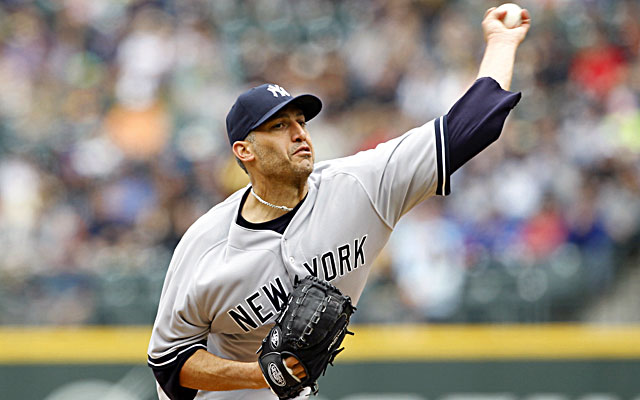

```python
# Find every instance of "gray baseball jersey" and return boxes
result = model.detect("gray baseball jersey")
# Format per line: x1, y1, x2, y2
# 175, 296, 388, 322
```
147, 77, 521, 400
148, 114, 448, 399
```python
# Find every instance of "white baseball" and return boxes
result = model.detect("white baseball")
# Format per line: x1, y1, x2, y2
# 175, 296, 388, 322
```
496, 3, 523, 29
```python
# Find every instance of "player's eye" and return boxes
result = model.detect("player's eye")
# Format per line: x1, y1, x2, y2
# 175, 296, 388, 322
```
271, 122, 285, 130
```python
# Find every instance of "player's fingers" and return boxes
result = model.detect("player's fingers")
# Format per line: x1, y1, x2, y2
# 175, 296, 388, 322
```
484, 7, 496, 18
515, 9, 531, 37
283, 358, 301, 382
284, 356, 299, 368
284, 357, 307, 379
495, 9, 508, 21
291, 364, 305, 376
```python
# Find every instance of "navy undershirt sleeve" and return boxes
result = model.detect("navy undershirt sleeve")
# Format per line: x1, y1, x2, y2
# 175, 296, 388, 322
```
446, 77, 522, 173
148, 340, 207, 400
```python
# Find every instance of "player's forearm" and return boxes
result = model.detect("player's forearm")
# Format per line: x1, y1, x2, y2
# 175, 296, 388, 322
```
179, 349, 268, 391
476, 39, 519, 91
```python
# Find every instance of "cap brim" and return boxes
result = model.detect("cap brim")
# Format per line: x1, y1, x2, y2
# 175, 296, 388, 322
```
249, 94, 322, 132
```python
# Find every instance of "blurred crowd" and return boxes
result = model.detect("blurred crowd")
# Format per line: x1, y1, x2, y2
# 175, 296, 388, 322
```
0, 0, 638, 325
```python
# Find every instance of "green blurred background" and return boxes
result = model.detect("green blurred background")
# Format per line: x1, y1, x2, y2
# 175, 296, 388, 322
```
0, 0, 639, 398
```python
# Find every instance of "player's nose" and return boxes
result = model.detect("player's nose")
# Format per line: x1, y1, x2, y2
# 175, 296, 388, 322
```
290, 121, 307, 142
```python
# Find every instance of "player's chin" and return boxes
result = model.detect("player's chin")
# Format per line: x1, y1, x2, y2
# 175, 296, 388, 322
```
292, 158, 314, 175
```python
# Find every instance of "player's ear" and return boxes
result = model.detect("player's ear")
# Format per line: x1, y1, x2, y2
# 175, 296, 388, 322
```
232, 140, 255, 164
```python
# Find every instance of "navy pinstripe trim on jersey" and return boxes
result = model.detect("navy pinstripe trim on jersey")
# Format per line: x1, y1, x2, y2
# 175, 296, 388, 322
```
434, 116, 451, 196
148, 340, 207, 400
147, 341, 207, 368
442, 115, 451, 195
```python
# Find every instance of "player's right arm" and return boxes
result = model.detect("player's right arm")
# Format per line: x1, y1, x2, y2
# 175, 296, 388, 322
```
179, 350, 304, 392
178, 349, 266, 391
146, 242, 233, 399
147, 234, 305, 399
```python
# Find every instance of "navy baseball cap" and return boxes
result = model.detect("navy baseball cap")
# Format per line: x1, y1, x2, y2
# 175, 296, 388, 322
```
225, 84, 322, 145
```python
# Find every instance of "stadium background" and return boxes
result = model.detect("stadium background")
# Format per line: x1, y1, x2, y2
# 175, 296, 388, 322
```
0, 0, 638, 398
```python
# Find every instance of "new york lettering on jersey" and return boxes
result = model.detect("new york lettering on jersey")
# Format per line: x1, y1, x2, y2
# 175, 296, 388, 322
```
227, 276, 289, 333
300, 235, 367, 281
226, 234, 366, 333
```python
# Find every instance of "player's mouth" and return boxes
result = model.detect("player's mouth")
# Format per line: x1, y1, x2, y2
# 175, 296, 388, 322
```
292, 145, 312, 157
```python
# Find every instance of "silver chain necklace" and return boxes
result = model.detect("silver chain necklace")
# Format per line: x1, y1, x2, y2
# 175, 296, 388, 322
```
250, 188, 294, 212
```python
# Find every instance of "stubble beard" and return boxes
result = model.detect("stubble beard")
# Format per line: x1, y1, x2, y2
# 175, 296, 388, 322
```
255, 146, 313, 188
282, 155, 313, 188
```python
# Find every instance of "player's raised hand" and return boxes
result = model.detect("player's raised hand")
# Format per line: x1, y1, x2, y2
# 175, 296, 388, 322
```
482, 6, 531, 46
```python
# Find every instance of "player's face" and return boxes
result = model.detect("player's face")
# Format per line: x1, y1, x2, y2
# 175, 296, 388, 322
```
250, 106, 315, 183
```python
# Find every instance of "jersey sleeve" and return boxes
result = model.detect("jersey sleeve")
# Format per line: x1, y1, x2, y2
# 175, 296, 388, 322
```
324, 78, 520, 228
324, 115, 449, 228
147, 253, 213, 400
446, 77, 522, 173
148, 339, 207, 400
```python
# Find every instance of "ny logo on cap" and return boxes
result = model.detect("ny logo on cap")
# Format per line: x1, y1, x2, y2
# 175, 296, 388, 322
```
267, 84, 290, 98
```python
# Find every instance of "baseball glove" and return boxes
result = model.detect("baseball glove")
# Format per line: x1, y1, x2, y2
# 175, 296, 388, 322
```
258, 276, 355, 399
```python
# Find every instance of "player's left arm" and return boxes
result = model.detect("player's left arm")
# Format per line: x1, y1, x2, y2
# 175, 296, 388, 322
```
322, 7, 531, 227
330, 77, 524, 227
445, 6, 530, 174
476, 6, 531, 91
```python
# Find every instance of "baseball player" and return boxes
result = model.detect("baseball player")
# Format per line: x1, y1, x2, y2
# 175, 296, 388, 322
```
147, 7, 530, 400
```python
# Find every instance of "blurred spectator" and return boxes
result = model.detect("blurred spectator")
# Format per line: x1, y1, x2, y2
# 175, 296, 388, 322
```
388, 201, 466, 321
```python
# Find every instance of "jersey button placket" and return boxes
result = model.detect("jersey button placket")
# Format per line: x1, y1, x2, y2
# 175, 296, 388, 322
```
281, 237, 296, 270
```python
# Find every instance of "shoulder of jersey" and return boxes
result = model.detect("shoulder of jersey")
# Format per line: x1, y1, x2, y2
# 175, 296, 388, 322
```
313, 149, 380, 178
313, 156, 362, 176
314, 125, 429, 179
179, 187, 246, 246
